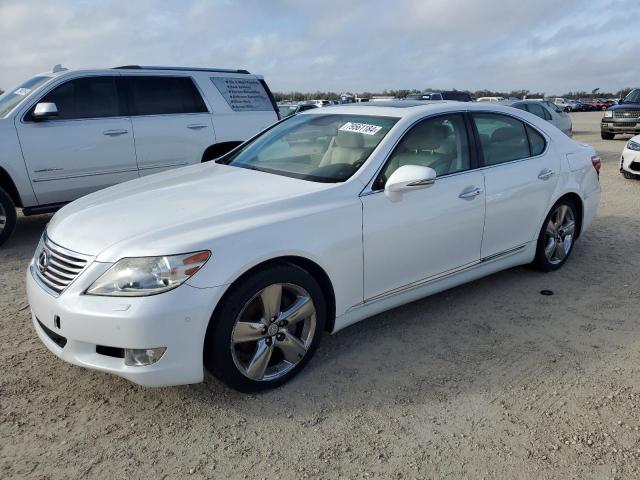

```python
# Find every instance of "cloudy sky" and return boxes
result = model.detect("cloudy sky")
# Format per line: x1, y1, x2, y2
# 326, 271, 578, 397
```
1, 0, 638, 94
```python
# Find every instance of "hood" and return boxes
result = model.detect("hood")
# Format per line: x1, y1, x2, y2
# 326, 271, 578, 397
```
610, 103, 640, 110
47, 163, 332, 259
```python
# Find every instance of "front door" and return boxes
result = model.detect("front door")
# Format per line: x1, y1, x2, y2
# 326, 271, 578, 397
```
362, 113, 486, 300
15, 75, 138, 205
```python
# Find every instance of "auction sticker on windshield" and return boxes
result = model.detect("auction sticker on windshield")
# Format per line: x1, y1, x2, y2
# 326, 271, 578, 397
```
339, 122, 383, 135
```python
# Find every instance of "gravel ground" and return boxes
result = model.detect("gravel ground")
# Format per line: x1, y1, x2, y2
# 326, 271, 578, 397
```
2, 111, 640, 479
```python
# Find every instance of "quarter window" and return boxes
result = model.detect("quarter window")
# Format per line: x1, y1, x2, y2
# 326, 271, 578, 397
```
526, 102, 546, 120
36, 76, 121, 120
376, 114, 471, 189
128, 76, 207, 116
472, 113, 546, 166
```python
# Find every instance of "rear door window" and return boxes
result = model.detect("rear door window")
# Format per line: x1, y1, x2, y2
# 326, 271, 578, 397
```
526, 102, 547, 120
472, 113, 531, 166
36, 76, 121, 120
128, 76, 208, 116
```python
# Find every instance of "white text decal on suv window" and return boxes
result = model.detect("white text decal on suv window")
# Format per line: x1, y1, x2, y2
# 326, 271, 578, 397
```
210, 77, 273, 112
339, 122, 383, 135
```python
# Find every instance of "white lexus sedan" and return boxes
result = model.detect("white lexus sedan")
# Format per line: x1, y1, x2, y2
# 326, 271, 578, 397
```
620, 134, 640, 179
26, 102, 601, 392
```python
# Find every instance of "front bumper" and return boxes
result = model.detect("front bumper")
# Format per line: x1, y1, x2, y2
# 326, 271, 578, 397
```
601, 120, 640, 134
27, 264, 224, 387
620, 147, 640, 175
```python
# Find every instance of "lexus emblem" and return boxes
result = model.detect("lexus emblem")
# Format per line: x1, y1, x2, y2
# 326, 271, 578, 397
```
37, 249, 49, 274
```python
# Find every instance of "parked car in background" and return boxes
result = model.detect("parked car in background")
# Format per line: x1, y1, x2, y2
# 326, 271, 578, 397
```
27, 101, 600, 391
405, 92, 444, 101
0, 65, 280, 246
511, 100, 573, 136
601, 88, 640, 139
619, 135, 640, 178
310, 100, 332, 108
477, 97, 505, 103
278, 103, 318, 117
405, 91, 472, 102
553, 98, 573, 111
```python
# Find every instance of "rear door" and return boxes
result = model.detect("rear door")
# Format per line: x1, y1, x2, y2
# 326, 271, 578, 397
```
471, 112, 560, 259
15, 75, 138, 205
125, 75, 215, 176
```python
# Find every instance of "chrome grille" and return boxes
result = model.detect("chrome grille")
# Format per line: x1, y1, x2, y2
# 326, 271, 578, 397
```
614, 110, 640, 119
34, 235, 91, 294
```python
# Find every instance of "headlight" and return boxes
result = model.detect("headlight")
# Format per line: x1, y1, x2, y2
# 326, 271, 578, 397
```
86, 251, 210, 297
604, 110, 613, 118
627, 140, 640, 151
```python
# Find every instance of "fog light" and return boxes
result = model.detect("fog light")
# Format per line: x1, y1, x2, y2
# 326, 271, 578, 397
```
124, 347, 166, 366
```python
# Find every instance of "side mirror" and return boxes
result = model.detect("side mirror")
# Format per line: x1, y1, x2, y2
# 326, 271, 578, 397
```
32, 102, 58, 120
385, 165, 436, 199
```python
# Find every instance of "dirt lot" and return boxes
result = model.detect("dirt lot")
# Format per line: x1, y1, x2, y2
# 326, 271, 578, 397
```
1, 111, 639, 479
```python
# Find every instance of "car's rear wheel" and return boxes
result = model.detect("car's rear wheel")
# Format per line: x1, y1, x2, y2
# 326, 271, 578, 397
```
0, 188, 17, 247
204, 263, 326, 392
601, 131, 614, 140
533, 199, 578, 272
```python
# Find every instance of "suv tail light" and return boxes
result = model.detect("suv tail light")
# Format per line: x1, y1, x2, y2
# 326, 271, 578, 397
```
591, 155, 602, 176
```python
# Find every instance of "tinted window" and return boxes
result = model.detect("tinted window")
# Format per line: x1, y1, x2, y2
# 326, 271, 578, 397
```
526, 125, 546, 156
38, 76, 120, 120
472, 113, 530, 166
128, 76, 207, 115
512, 103, 528, 113
376, 114, 470, 189
442, 91, 472, 102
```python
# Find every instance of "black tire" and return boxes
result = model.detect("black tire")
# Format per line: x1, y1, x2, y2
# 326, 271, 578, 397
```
533, 198, 579, 272
0, 187, 17, 247
601, 131, 614, 140
622, 170, 636, 179
204, 262, 326, 392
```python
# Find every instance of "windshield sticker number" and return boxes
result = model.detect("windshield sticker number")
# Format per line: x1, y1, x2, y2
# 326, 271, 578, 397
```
14, 88, 31, 96
339, 122, 383, 135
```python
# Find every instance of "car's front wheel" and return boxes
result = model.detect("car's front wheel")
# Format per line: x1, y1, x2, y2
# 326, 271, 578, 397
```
533, 199, 578, 272
204, 263, 326, 392
0, 187, 17, 247
622, 170, 636, 179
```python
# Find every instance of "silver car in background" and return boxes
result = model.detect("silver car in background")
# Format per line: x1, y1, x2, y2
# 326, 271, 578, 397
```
510, 100, 573, 136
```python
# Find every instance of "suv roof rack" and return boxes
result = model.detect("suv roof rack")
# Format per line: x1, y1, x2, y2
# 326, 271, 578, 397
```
112, 65, 250, 74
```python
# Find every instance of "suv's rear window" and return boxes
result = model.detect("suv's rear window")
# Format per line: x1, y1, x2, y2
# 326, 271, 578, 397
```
127, 76, 208, 116
211, 77, 274, 112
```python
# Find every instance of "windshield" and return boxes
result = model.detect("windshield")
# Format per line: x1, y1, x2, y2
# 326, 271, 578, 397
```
0, 75, 51, 118
623, 89, 640, 104
220, 113, 399, 183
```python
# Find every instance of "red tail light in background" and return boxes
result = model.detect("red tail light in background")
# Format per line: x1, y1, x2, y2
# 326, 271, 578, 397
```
591, 155, 602, 176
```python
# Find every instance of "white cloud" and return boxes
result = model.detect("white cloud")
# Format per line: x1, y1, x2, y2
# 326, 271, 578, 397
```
0, 0, 638, 94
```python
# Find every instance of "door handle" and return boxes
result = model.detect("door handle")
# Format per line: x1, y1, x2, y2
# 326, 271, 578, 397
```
187, 124, 208, 130
458, 186, 483, 199
538, 168, 555, 180
103, 129, 128, 136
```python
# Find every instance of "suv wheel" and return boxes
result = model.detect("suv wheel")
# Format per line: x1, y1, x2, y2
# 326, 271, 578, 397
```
533, 199, 578, 272
204, 263, 326, 392
601, 131, 614, 140
0, 188, 17, 247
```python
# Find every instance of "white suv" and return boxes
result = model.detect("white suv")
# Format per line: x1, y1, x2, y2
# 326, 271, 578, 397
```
0, 65, 280, 245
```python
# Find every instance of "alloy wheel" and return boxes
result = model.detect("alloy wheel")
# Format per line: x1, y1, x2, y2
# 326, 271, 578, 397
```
543, 204, 576, 264
230, 283, 317, 381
